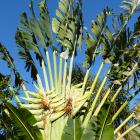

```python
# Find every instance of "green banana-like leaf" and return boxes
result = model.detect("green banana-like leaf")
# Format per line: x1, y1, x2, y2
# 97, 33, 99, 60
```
5, 102, 43, 140
61, 118, 83, 140
132, 16, 140, 42
29, 1, 47, 49
16, 28, 39, 80
39, 0, 53, 47
81, 103, 114, 140
0, 43, 22, 87
121, 0, 140, 19
52, 0, 74, 50
16, 11, 41, 80
16, 0, 57, 81
52, 0, 83, 52
84, 8, 111, 67
101, 14, 140, 87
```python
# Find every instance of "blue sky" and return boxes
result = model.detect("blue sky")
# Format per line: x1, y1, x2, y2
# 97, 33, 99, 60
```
0, 0, 139, 106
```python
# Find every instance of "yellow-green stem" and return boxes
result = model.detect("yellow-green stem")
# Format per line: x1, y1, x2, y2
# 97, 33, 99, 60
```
93, 87, 112, 116
22, 84, 29, 98
111, 86, 122, 102
116, 123, 140, 140
114, 113, 134, 134
89, 62, 104, 94
46, 51, 54, 90
81, 68, 91, 95
62, 60, 67, 96
58, 57, 63, 94
111, 101, 128, 123
42, 61, 49, 92
15, 95, 21, 105
53, 51, 58, 94
67, 51, 74, 91
83, 68, 109, 127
